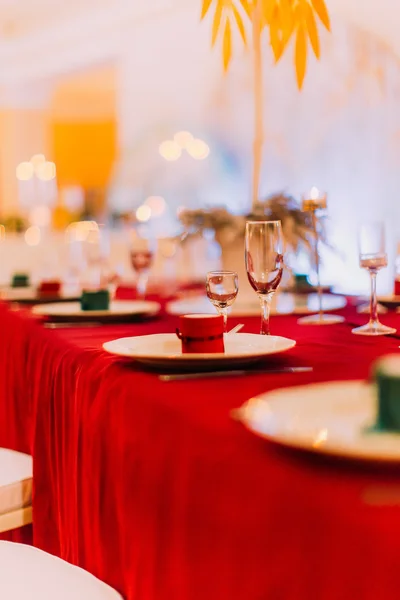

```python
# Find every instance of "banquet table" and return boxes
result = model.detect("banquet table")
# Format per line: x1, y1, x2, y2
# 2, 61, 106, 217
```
1, 294, 400, 600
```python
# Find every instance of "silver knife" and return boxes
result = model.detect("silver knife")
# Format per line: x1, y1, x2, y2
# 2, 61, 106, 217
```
43, 321, 103, 329
159, 367, 313, 382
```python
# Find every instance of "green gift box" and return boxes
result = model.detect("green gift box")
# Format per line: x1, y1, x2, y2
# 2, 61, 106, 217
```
294, 274, 313, 290
374, 356, 400, 432
11, 273, 30, 288
80, 290, 110, 311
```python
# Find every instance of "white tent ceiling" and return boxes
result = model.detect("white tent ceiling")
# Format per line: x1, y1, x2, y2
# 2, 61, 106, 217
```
0, 0, 395, 87
0, 0, 114, 36
0, 0, 395, 47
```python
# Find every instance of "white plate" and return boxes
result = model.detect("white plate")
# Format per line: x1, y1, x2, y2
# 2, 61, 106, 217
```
103, 333, 296, 368
0, 286, 80, 303
166, 293, 346, 317
32, 300, 161, 319
377, 295, 400, 308
239, 380, 400, 463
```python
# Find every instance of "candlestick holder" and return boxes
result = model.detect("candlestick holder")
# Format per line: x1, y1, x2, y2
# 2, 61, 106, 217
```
298, 189, 344, 325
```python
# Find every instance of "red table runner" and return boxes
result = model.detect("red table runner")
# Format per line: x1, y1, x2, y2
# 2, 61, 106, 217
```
1, 298, 400, 600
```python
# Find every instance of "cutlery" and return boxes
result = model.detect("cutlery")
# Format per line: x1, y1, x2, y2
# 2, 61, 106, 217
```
159, 366, 312, 382
43, 321, 103, 329
228, 323, 244, 334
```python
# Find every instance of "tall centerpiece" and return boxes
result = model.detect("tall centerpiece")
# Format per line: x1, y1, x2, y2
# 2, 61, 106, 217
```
201, 0, 331, 210
180, 1, 331, 301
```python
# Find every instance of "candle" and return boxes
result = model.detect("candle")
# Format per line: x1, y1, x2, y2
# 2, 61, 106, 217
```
302, 186, 327, 211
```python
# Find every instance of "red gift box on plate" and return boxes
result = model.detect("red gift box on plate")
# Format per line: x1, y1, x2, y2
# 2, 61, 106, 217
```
177, 314, 224, 354
37, 281, 61, 296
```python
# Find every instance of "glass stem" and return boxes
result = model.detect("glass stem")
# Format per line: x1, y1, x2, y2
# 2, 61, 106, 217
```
312, 211, 323, 319
369, 270, 379, 324
220, 307, 228, 333
259, 293, 272, 335
137, 272, 149, 299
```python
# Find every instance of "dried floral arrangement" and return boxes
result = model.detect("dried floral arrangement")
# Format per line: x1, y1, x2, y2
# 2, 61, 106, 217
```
180, 192, 324, 253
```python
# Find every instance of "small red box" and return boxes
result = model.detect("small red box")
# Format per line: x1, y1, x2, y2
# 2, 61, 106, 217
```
177, 314, 224, 354
394, 279, 400, 296
37, 281, 61, 296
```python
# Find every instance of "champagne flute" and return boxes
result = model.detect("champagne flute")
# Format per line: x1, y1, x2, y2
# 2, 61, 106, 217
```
130, 233, 155, 299
206, 270, 239, 332
245, 221, 283, 335
352, 222, 396, 336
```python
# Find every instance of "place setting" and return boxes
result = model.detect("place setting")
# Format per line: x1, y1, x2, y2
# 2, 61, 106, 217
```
0, 274, 81, 304
104, 220, 300, 373
236, 354, 400, 464
31, 230, 161, 325
167, 197, 347, 320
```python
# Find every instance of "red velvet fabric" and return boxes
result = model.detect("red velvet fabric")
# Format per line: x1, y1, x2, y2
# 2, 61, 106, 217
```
1, 297, 400, 600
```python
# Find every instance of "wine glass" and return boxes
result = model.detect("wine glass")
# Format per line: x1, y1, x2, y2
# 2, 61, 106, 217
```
245, 220, 284, 335
82, 225, 120, 297
352, 222, 396, 336
130, 233, 155, 299
206, 270, 239, 332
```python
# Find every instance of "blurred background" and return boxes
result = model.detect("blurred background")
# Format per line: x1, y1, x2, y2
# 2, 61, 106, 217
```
0, 0, 398, 291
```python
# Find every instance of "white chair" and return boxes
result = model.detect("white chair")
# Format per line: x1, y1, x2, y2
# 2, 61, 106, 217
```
0, 448, 32, 533
0, 542, 123, 599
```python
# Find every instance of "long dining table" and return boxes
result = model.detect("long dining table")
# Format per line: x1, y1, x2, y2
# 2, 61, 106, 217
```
1, 290, 400, 600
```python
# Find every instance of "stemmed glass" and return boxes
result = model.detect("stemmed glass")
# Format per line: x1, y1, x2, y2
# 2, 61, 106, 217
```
81, 226, 120, 297
352, 222, 396, 336
130, 233, 155, 299
206, 271, 239, 332
245, 221, 284, 335
298, 190, 344, 325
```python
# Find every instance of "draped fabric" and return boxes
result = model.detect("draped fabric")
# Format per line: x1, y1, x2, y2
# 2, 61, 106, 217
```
1, 298, 400, 599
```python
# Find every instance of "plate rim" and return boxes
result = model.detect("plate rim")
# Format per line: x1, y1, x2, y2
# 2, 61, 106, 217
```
102, 332, 296, 361
165, 293, 347, 316
377, 295, 400, 304
32, 299, 161, 317
238, 380, 400, 464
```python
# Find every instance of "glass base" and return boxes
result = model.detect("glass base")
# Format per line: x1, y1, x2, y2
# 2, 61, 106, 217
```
298, 313, 345, 325
352, 321, 396, 336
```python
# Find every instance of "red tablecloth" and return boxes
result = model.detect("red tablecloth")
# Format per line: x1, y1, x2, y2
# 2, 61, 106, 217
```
1, 297, 400, 600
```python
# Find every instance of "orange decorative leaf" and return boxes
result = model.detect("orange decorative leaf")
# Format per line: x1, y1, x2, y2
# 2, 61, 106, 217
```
239, 0, 253, 19
279, 0, 294, 32
295, 24, 307, 88
282, 18, 295, 47
223, 18, 232, 71
304, 2, 320, 58
211, 0, 223, 46
232, 3, 247, 45
310, 0, 330, 31
269, 16, 284, 62
278, 0, 295, 49
261, 0, 276, 27
201, 0, 214, 19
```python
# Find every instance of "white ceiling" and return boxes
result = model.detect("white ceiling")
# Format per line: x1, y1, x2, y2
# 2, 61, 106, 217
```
0, 0, 397, 88
0, 0, 115, 37
0, 0, 397, 55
